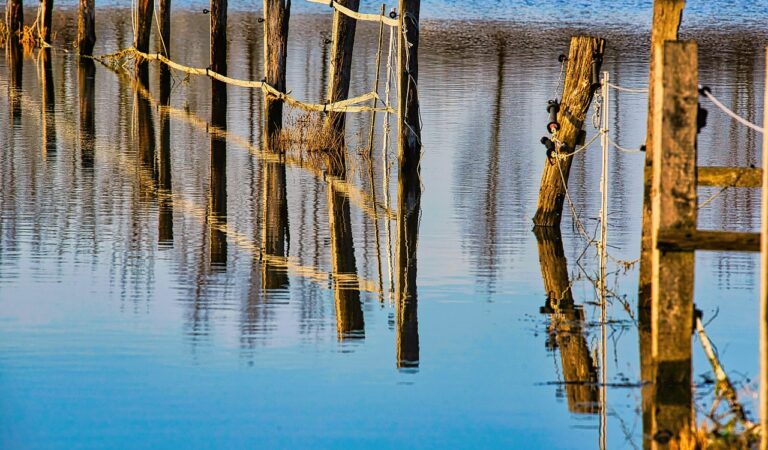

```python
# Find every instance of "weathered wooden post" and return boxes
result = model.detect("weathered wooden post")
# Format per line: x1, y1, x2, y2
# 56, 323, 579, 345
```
38, 0, 54, 44
263, 0, 291, 149
650, 40, 697, 449
638, 4, 684, 412
532, 36, 605, 227
134, 0, 154, 56
158, 0, 171, 56
397, 0, 420, 164
534, 227, 599, 414
77, 0, 96, 55
325, 0, 360, 141
760, 46, 768, 450
210, 0, 226, 75
328, 162, 364, 340
5, 0, 23, 44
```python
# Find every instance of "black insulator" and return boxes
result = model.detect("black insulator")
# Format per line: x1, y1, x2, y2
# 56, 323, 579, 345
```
324, 38, 332, 45
547, 100, 560, 133
697, 103, 708, 134
257, 17, 264, 23
558, 54, 568, 63
202, 8, 209, 14
640, 145, 646, 152
698, 85, 711, 96
389, 8, 397, 19
541, 136, 556, 157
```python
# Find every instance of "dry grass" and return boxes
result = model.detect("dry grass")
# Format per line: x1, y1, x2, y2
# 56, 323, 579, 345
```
275, 111, 351, 175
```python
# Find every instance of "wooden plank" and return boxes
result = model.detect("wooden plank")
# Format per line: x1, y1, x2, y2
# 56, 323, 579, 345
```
650, 40, 697, 450
532, 36, 605, 227
657, 229, 760, 252
698, 166, 762, 187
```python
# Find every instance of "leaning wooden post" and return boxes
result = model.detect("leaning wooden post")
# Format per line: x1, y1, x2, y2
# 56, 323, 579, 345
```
532, 36, 605, 227
263, 0, 291, 149
397, 0, 420, 163
760, 46, 768, 450
325, 0, 361, 141
76, 0, 95, 55
638, 1, 684, 394
5, 0, 23, 44
38, 0, 54, 44
650, 40, 697, 449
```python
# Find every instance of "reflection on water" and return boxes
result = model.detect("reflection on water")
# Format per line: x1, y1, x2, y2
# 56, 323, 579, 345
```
0, 7, 767, 449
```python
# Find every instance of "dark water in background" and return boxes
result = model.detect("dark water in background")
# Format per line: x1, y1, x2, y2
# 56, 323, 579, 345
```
1, 2, 768, 449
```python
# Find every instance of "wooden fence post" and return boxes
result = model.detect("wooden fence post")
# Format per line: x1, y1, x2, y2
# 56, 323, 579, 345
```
77, 0, 95, 55
263, 0, 291, 149
134, 0, 154, 55
638, 3, 685, 390
760, 46, 768, 450
532, 36, 605, 227
38, 0, 54, 44
158, 0, 171, 57
650, 40, 697, 449
210, 0, 227, 75
5, 0, 23, 44
397, 0, 420, 165
396, 144, 420, 369
325, 0, 360, 141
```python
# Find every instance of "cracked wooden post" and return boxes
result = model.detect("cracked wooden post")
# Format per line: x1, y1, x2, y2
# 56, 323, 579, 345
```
532, 36, 605, 227
760, 46, 768, 450
38, 0, 54, 44
263, 0, 291, 149
325, 0, 360, 142
397, 0, 420, 164
650, 40, 697, 450
638, 7, 684, 441
5, 0, 23, 45
133, 0, 153, 72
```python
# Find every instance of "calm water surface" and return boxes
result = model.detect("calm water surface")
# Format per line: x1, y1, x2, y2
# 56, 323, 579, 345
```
1, 2, 768, 449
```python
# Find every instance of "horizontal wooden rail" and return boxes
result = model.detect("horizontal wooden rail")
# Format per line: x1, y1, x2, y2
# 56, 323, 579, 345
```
305, 0, 399, 27
95, 48, 395, 114
698, 166, 762, 188
658, 229, 760, 252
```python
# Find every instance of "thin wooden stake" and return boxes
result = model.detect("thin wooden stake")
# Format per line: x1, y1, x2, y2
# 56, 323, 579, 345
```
366, 3, 386, 158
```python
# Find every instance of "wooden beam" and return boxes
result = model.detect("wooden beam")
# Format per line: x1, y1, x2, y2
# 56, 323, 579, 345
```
532, 36, 605, 227
650, 40, 697, 450
657, 229, 760, 252
698, 166, 762, 188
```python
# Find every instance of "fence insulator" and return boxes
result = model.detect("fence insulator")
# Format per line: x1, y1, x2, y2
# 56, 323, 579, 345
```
547, 100, 560, 133
697, 103, 708, 134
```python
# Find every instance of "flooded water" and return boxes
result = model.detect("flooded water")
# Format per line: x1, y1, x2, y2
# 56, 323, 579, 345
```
1, 3, 768, 449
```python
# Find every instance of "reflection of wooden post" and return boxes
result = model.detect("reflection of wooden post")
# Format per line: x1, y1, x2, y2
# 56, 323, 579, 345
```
533, 36, 605, 227
77, 0, 96, 55
263, 0, 290, 148
261, 161, 289, 289
534, 228, 599, 414
397, 0, 420, 163
760, 47, 768, 450
158, 56, 173, 246
325, 0, 360, 140
79, 59, 96, 169
5, 0, 24, 43
39, 0, 54, 44
650, 41, 697, 449
328, 161, 364, 339
396, 153, 420, 368
7, 35, 23, 124
209, 82, 227, 267
638, 8, 684, 419
40, 49, 57, 160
